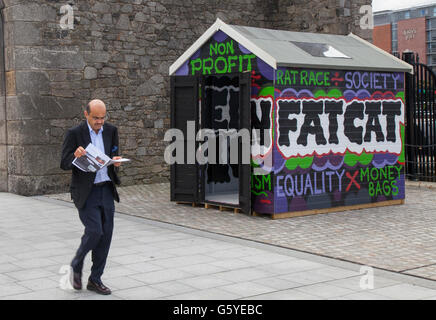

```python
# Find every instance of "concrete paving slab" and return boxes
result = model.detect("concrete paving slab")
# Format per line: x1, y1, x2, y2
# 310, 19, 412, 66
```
0, 283, 31, 298
177, 275, 234, 290
219, 281, 278, 297
336, 291, 392, 300
252, 277, 303, 291
128, 269, 195, 285
242, 289, 323, 300
113, 286, 168, 300
175, 263, 227, 276
295, 283, 356, 299
370, 284, 436, 300
149, 281, 197, 296
166, 287, 241, 300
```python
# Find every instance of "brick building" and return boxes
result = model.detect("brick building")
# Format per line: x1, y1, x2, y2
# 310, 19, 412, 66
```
0, 0, 371, 196
374, 4, 436, 70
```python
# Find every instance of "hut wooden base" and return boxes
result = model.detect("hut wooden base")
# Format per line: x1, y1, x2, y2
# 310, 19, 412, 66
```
205, 203, 241, 214
253, 199, 405, 220
177, 202, 241, 214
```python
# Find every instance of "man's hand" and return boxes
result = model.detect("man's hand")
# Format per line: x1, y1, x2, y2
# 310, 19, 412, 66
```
74, 146, 86, 158
113, 156, 122, 167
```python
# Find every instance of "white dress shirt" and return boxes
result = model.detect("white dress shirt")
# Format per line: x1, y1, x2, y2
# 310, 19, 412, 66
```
87, 121, 111, 184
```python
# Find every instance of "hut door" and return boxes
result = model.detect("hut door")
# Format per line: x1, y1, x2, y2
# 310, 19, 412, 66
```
239, 72, 252, 214
170, 76, 200, 203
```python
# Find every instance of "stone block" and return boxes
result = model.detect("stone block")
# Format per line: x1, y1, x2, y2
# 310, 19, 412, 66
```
12, 21, 41, 46
8, 173, 70, 196
83, 51, 110, 63
0, 144, 7, 170
6, 95, 82, 121
3, 0, 27, 7
3, 21, 14, 48
8, 145, 64, 176
116, 14, 131, 30
136, 147, 147, 156
48, 71, 68, 82
102, 13, 113, 24
0, 120, 5, 144
0, 170, 7, 192
7, 119, 51, 145
3, 3, 56, 22
135, 12, 147, 22
14, 47, 86, 70
91, 2, 111, 14
0, 99, 5, 121
4, 47, 15, 72
101, 67, 117, 76
121, 4, 133, 13
136, 79, 161, 96
15, 71, 50, 95
6, 71, 15, 96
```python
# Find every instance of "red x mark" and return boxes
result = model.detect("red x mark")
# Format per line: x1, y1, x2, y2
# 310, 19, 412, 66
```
346, 171, 361, 192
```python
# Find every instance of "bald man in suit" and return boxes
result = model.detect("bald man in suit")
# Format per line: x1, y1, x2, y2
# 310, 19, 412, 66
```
61, 99, 122, 295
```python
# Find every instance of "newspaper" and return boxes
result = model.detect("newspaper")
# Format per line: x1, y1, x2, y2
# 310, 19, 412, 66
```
72, 143, 130, 173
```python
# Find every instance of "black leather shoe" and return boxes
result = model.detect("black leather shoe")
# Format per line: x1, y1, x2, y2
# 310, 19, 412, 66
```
87, 280, 111, 295
71, 270, 82, 290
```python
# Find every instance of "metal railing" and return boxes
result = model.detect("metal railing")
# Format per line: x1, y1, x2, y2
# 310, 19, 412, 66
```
403, 52, 436, 182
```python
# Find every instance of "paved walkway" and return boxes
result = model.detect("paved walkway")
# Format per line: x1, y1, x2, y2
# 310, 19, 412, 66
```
1, 191, 436, 300
48, 182, 436, 281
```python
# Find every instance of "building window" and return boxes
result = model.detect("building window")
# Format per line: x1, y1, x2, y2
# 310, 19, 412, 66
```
422, 9, 426, 16
405, 11, 410, 19
434, 7, 436, 16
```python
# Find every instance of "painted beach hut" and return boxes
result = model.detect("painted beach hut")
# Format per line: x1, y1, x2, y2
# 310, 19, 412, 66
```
168, 19, 413, 219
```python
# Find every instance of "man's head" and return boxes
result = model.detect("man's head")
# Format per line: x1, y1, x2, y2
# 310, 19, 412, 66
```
85, 99, 106, 133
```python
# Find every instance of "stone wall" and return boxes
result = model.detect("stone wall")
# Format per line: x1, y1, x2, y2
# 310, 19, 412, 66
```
0, 0, 372, 195
266, 0, 373, 39
0, 2, 5, 193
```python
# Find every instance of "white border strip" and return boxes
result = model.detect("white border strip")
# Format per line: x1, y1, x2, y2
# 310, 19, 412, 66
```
348, 32, 414, 75
169, 18, 277, 75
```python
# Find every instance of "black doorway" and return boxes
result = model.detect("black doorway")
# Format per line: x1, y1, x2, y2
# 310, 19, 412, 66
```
202, 74, 240, 206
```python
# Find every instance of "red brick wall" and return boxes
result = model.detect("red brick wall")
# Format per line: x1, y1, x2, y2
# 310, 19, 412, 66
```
398, 17, 427, 64
373, 24, 392, 54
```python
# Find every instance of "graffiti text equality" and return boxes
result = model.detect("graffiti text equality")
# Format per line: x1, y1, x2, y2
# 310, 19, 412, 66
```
191, 40, 256, 75
276, 97, 403, 158
277, 170, 346, 198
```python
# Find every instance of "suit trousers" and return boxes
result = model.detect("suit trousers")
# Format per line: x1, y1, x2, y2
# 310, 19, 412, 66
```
71, 183, 114, 283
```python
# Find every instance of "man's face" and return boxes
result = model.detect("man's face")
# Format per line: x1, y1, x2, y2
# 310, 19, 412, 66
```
85, 103, 106, 132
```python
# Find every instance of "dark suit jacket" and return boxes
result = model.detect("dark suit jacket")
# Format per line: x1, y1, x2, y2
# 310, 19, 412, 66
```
60, 121, 121, 210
